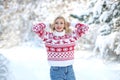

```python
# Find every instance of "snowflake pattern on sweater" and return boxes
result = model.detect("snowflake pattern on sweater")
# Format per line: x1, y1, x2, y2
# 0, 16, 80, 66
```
32, 23, 88, 66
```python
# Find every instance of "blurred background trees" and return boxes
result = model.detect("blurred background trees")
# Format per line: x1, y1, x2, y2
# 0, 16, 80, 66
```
0, 0, 120, 61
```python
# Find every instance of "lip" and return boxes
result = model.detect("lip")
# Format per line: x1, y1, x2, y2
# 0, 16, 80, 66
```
57, 27, 62, 29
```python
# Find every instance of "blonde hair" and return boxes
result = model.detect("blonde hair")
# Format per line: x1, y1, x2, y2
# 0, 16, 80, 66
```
50, 16, 72, 34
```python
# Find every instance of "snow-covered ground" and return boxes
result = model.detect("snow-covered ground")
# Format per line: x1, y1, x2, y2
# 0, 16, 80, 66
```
0, 0, 120, 80
0, 46, 120, 80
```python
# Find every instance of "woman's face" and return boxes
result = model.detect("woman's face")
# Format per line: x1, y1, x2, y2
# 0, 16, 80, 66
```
54, 18, 65, 32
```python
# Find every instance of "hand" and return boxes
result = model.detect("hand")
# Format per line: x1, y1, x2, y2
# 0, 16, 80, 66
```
33, 23, 46, 32
75, 23, 85, 28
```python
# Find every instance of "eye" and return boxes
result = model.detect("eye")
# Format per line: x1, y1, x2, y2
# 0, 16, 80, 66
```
55, 22, 58, 24
60, 22, 63, 24
60, 22, 64, 24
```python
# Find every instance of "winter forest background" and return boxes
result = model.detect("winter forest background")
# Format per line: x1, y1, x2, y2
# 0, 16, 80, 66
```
0, 0, 120, 80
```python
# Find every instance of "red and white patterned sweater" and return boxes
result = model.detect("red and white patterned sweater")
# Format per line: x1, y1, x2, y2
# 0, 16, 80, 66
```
32, 23, 88, 66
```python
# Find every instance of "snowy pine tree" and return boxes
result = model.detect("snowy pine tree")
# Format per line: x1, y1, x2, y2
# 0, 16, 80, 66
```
71, 0, 120, 61
0, 54, 9, 80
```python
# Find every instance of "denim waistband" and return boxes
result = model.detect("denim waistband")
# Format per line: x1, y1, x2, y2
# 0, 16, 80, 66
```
50, 65, 75, 80
51, 65, 73, 69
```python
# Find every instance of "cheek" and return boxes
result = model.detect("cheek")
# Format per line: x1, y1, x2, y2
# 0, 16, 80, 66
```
54, 25, 58, 29
61, 24, 65, 28
54, 24, 58, 27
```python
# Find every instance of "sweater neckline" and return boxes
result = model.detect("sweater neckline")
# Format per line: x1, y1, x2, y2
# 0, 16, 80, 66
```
53, 30, 65, 36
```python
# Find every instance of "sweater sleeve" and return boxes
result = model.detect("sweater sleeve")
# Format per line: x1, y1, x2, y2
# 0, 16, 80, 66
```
71, 23, 89, 40
32, 23, 49, 40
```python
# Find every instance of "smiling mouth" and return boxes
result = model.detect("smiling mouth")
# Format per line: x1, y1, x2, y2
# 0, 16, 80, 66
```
57, 27, 62, 29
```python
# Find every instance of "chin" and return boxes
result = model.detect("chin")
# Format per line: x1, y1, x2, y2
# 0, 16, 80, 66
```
57, 30, 63, 32
55, 29, 63, 32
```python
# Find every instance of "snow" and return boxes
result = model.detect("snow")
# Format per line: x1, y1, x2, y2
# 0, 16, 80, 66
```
99, 11, 112, 23
0, 0, 120, 80
92, 0, 103, 18
0, 46, 120, 80
93, 31, 120, 58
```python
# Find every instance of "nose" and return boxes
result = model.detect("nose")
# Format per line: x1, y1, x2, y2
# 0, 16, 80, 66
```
58, 23, 61, 26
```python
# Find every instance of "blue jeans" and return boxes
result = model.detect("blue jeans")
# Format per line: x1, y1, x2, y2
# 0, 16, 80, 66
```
50, 65, 76, 80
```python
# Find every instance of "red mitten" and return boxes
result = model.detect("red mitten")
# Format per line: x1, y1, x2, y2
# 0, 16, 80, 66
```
32, 23, 46, 32
75, 23, 89, 35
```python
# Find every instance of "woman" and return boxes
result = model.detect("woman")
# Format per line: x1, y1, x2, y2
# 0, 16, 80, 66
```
32, 16, 89, 80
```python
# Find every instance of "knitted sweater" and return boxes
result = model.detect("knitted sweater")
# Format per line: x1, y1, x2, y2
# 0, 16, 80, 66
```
32, 23, 88, 66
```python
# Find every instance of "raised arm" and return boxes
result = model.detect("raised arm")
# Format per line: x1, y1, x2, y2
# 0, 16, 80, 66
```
75, 23, 89, 36
71, 23, 89, 40
32, 23, 49, 40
